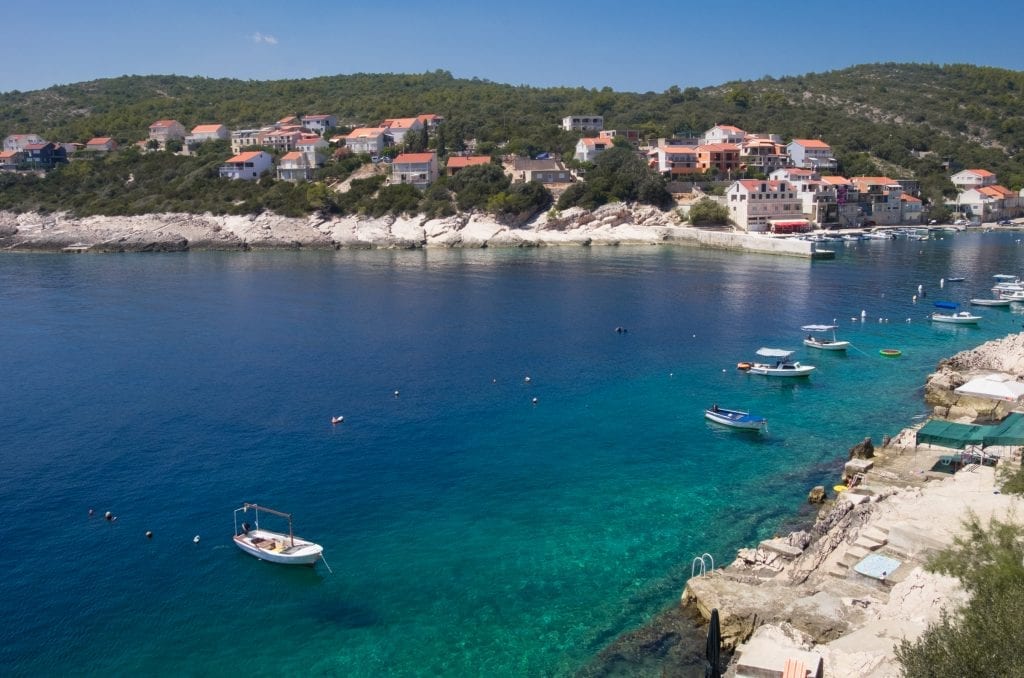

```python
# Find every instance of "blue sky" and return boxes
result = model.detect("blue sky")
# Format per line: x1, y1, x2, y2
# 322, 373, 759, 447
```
7, 0, 1024, 94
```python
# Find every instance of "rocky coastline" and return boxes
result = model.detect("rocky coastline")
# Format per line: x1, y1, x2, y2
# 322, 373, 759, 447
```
585, 332, 1024, 677
0, 205, 822, 258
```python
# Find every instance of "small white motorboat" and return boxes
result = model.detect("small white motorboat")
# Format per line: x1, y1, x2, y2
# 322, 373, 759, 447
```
740, 348, 815, 377
704, 405, 767, 432
970, 298, 1012, 307
930, 302, 981, 325
801, 324, 850, 351
233, 503, 324, 567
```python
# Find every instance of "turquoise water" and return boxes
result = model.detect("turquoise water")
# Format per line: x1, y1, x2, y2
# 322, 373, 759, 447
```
1, 233, 1022, 676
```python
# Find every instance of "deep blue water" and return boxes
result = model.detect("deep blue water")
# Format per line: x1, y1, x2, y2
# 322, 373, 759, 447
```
2, 233, 1023, 676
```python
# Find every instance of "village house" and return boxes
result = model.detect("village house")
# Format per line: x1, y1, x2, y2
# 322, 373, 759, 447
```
184, 124, 229, 154
257, 129, 301, 154
148, 120, 187, 148
954, 184, 1020, 222
0, 149, 22, 170
230, 129, 262, 154
701, 124, 746, 146
850, 176, 904, 225
445, 156, 491, 177
820, 176, 862, 227
219, 150, 273, 180
344, 127, 388, 155
739, 135, 787, 174
23, 142, 68, 169
296, 137, 328, 166
900, 194, 924, 224
300, 114, 337, 137
787, 139, 837, 172
771, 168, 838, 227
512, 158, 571, 183
574, 137, 614, 163
696, 143, 741, 176
382, 117, 424, 144
561, 115, 603, 132
599, 129, 640, 144
726, 179, 808, 233
276, 151, 314, 182
84, 137, 117, 153
416, 114, 444, 130
3, 133, 46, 152
648, 145, 699, 177
391, 151, 438, 188
951, 168, 997, 191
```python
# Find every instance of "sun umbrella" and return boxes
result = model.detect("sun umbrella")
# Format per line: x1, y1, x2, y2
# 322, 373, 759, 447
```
954, 374, 1024, 403
705, 607, 722, 678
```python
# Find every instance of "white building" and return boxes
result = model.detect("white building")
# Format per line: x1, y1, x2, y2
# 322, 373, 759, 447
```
726, 179, 807, 232
561, 115, 604, 132
648, 145, 699, 177
574, 137, 614, 163
382, 117, 424, 145
391, 152, 439, 188
344, 127, 388, 155
787, 139, 836, 172
276, 151, 314, 182
300, 114, 337, 137
3, 133, 46, 152
296, 137, 328, 166
230, 128, 263, 154
951, 168, 997, 191
148, 120, 187, 148
701, 124, 746, 146
219, 151, 273, 180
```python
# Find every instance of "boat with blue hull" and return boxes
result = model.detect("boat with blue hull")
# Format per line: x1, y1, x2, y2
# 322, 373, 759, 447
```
704, 405, 767, 432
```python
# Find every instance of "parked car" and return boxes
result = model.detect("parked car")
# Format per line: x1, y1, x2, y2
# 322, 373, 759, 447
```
954, 218, 969, 225
997, 219, 1012, 225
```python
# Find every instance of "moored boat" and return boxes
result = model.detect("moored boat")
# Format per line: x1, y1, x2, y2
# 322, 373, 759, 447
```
741, 348, 815, 377
930, 302, 981, 324
970, 298, 1012, 307
704, 405, 767, 432
233, 503, 324, 567
801, 324, 850, 351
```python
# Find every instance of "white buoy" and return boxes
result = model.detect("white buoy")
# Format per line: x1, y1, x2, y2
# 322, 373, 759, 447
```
193, 535, 201, 543
104, 511, 113, 521
531, 397, 538, 404
940, 278, 945, 288
524, 376, 531, 383
145, 531, 153, 539
394, 390, 400, 397
906, 318, 912, 323
913, 295, 917, 302
918, 284, 923, 295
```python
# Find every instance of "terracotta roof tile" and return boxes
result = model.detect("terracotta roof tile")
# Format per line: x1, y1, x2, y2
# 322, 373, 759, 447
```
393, 152, 436, 163
446, 156, 491, 168
226, 151, 264, 163
191, 124, 224, 134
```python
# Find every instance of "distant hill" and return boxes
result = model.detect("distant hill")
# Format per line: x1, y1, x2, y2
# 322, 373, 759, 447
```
1, 64, 1022, 205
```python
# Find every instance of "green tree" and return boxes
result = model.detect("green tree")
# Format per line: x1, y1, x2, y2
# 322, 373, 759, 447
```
687, 197, 731, 226
895, 515, 1024, 677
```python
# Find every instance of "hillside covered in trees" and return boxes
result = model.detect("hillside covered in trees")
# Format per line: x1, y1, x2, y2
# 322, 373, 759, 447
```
1, 63, 1022, 217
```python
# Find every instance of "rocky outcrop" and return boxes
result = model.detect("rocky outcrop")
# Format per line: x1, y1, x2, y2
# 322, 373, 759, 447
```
924, 332, 1024, 419
848, 437, 875, 460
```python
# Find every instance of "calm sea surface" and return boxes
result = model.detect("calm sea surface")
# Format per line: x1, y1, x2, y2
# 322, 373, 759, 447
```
2, 232, 1023, 676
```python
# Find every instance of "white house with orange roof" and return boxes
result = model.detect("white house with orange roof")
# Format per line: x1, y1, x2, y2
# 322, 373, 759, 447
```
300, 114, 337, 137
3, 133, 46, 152
219, 151, 273, 180
574, 137, 614, 163
184, 124, 228, 154
787, 139, 836, 171
148, 120, 186, 148
296, 137, 328, 166
725, 179, 808, 232
701, 124, 746, 146
696, 143, 741, 175
900, 194, 924, 224
258, 129, 302, 154
950, 168, 997, 191
345, 127, 388, 155
649, 145, 699, 177
771, 169, 838, 226
382, 117, 424, 144
445, 155, 491, 177
955, 184, 1020, 222
276, 151, 314, 182
84, 137, 117, 153
391, 151, 438, 188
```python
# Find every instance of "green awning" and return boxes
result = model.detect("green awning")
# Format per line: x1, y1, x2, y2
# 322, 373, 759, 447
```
982, 413, 1024, 447
916, 413, 1024, 449
916, 419, 985, 449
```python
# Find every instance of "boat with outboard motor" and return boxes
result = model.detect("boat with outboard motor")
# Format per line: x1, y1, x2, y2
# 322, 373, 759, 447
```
233, 503, 324, 566
930, 301, 981, 325
704, 405, 767, 432
739, 348, 815, 377
801, 324, 850, 351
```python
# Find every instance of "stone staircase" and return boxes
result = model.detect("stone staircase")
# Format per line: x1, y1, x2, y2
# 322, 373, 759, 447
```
827, 525, 890, 578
